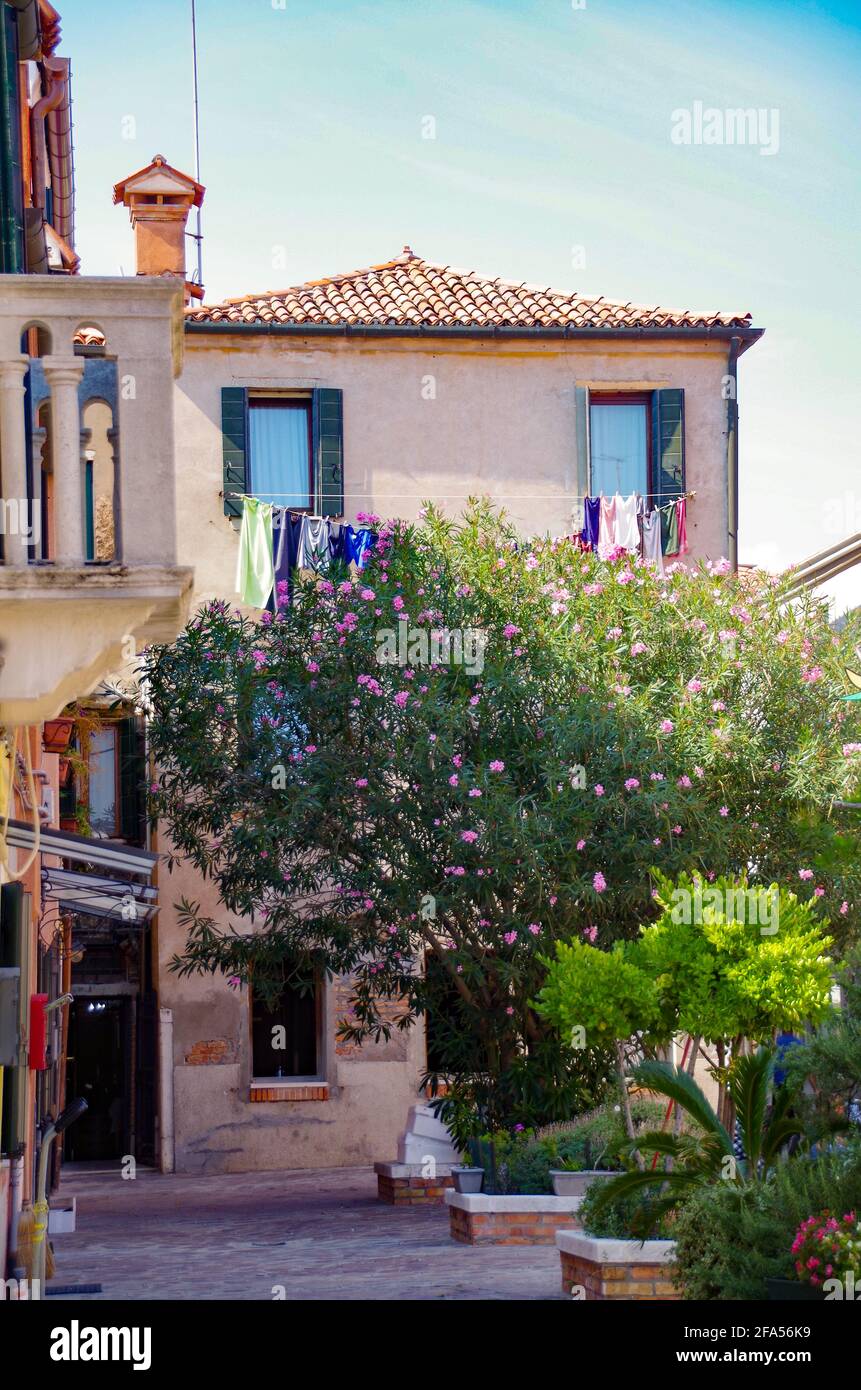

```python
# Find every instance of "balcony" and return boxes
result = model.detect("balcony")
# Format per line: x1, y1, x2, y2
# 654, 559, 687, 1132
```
0, 275, 193, 725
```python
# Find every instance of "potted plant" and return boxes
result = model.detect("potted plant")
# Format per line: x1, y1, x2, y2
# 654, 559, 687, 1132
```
451, 1165, 484, 1194
768, 1210, 861, 1300
549, 1138, 615, 1197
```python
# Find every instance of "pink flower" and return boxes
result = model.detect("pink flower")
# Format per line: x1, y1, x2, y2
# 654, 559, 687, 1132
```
354, 778, 368, 788
583, 925, 598, 943
659, 720, 674, 734
712, 700, 726, 712
503, 624, 520, 639
576, 839, 586, 851
528, 923, 541, 935
525, 554, 539, 570
801, 666, 823, 684
624, 777, 640, 791
489, 760, 505, 773
360, 588, 375, 601
503, 931, 518, 945
677, 775, 692, 788
593, 871, 607, 894
448, 774, 459, 787
630, 642, 648, 656
505, 1005, 514, 1015
392, 595, 405, 611
461, 830, 479, 843
798, 868, 814, 881
594, 784, 605, 797
840, 901, 849, 915
814, 886, 825, 898
686, 679, 703, 693
719, 806, 729, 817
468, 788, 482, 798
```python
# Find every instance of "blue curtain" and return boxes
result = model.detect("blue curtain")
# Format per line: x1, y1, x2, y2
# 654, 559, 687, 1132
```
590, 403, 648, 496
249, 404, 311, 508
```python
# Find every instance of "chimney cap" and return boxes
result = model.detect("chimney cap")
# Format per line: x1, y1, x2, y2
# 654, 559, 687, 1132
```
113, 155, 205, 208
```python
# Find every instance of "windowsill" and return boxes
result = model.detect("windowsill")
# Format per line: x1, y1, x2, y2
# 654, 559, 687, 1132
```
249, 1080, 328, 1103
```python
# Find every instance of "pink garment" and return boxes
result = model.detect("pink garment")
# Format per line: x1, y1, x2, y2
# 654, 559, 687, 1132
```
597, 495, 617, 559
676, 497, 688, 555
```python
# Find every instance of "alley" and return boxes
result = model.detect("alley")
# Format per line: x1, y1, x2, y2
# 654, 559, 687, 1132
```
48, 1166, 562, 1301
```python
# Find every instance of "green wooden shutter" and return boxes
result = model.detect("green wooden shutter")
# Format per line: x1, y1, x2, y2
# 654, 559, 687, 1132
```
652, 389, 685, 502
221, 387, 248, 517
312, 388, 344, 517
574, 384, 590, 502
119, 714, 147, 845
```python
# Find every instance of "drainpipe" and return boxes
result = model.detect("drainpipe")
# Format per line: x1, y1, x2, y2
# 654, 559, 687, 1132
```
29, 55, 66, 216
726, 335, 741, 572
158, 1007, 175, 1173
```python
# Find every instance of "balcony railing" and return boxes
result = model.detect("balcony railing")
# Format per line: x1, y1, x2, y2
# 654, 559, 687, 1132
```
0, 274, 183, 568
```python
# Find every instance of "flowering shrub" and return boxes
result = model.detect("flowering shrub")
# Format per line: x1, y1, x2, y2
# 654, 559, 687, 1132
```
792, 1210, 861, 1287
143, 501, 861, 1135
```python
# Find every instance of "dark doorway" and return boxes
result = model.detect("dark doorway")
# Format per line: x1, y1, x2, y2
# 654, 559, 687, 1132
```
64, 997, 130, 1161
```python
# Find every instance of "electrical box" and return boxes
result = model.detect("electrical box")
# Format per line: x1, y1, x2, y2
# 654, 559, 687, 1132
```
0, 967, 21, 1066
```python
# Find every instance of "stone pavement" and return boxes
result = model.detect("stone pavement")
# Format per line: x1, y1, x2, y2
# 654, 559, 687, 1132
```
48, 1165, 563, 1300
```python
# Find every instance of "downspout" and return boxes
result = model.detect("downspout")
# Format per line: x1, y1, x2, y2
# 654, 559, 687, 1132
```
726, 335, 741, 572
0, 2, 24, 272
29, 53, 65, 217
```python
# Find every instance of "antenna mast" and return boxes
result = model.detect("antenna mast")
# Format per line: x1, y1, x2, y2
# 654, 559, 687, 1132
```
190, 0, 204, 288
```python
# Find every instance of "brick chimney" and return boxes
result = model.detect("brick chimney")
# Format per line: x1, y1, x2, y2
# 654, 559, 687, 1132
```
113, 154, 205, 302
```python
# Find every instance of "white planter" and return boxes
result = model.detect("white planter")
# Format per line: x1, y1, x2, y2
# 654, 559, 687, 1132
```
549, 1169, 613, 1198
48, 1198, 76, 1234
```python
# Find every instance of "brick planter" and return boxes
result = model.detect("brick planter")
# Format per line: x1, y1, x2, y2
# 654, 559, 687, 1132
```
445, 1190, 582, 1245
374, 1162, 454, 1205
556, 1230, 679, 1300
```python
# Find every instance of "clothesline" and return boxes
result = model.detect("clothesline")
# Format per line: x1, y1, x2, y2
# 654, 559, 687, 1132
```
223, 489, 696, 505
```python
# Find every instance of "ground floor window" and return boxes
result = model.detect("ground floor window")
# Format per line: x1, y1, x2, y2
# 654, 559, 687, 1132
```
251, 978, 320, 1079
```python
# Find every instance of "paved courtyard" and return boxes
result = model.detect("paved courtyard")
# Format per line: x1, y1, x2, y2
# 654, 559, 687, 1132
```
48, 1166, 562, 1300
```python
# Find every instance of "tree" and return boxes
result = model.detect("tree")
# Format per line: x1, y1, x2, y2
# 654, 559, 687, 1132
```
143, 500, 861, 1135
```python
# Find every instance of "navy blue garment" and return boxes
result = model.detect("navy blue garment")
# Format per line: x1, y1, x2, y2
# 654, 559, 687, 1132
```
583, 497, 600, 550
328, 522, 346, 565
774, 1031, 803, 1087
343, 525, 375, 570
270, 508, 304, 610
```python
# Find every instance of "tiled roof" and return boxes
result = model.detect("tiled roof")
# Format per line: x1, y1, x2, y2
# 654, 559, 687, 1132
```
186, 247, 754, 333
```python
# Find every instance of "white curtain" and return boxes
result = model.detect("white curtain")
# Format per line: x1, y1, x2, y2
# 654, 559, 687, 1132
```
590, 403, 648, 496
249, 404, 311, 508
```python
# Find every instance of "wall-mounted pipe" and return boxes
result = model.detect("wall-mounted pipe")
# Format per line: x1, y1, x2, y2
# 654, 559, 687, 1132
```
29, 54, 65, 214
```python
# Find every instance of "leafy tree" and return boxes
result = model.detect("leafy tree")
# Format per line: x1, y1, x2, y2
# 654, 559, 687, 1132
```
143, 501, 861, 1134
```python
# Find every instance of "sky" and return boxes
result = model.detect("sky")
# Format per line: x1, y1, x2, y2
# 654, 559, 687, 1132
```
60, 0, 861, 614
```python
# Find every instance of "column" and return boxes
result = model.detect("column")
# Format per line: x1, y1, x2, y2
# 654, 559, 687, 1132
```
0, 357, 30, 567
42, 356, 85, 566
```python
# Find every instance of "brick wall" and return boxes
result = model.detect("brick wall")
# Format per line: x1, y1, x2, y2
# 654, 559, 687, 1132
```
450, 1206, 581, 1246
377, 1172, 454, 1205
561, 1249, 680, 1300
185, 1039, 233, 1066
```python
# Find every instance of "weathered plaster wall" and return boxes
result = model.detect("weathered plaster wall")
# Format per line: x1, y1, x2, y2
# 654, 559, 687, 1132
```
159, 330, 736, 1173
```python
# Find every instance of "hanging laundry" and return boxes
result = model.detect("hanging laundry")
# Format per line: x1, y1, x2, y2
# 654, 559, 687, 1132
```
613, 493, 641, 551
236, 497, 275, 608
597, 495, 617, 559
676, 497, 688, 555
583, 496, 600, 551
343, 524, 374, 570
641, 509, 664, 574
271, 508, 304, 610
660, 499, 681, 557
328, 522, 345, 565
297, 515, 332, 571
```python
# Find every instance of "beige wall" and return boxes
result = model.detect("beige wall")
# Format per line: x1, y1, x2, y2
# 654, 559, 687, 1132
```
174, 333, 734, 600
159, 329, 736, 1173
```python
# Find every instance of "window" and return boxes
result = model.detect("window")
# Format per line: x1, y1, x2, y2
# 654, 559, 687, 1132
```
88, 727, 119, 836
251, 979, 320, 1079
589, 393, 652, 497
247, 398, 313, 510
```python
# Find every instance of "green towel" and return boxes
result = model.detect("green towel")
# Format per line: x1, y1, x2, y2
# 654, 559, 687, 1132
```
660, 500, 680, 557
236, 497, 275, 608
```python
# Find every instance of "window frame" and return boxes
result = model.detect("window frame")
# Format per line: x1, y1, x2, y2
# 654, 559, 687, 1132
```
247, 393, 314, 513
588, 390, 654, 499
249, 974, 324, 1083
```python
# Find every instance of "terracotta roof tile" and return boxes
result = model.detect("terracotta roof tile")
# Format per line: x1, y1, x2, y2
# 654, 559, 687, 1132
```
186, 248, 754, 333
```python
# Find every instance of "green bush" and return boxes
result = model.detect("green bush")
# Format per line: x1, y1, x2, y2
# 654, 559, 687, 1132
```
579, 1178, 672, 1240
672, 1141, 861, 1299
472, 1097, 666, 1194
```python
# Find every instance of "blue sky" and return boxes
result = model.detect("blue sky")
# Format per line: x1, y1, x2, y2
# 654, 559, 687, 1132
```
62, 0, 861, 611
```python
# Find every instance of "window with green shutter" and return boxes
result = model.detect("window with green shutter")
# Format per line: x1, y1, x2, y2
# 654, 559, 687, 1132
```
312, 388, 344, 518
221, 386, 248, 517
222, 386, 344, 517
652, 388, 685, 502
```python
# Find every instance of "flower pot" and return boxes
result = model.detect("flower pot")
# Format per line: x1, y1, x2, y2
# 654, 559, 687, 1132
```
550, 1169, 613, 1198
452, 1166, 484, 1194
766, 1277, 828, 1301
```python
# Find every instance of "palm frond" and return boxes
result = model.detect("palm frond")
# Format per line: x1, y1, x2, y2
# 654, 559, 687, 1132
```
632, 1059, 733, 1154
